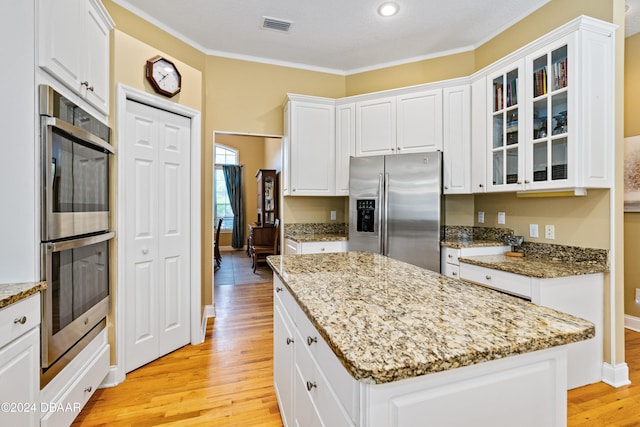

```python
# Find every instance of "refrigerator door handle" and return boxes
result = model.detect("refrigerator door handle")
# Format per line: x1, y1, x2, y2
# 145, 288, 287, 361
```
384, 172, 390, 256
378, 173, 384, 254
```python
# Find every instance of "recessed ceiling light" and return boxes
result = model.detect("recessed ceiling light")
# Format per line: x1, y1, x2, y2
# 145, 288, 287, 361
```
378, 2, 400, 17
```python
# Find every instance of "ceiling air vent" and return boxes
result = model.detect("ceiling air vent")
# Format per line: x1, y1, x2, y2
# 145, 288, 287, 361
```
262, 16, 292, 32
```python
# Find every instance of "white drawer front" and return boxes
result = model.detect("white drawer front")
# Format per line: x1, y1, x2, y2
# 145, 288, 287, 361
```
41, 344, 109, 427
300, 241, 346, 254
442, 263, 460, 279
294, 327, 354, 427
460, 263, 531, 299
274, 276, 298, 319
0, 294, 40, 349
294, 303, 358, 422
442, 247, 461, 266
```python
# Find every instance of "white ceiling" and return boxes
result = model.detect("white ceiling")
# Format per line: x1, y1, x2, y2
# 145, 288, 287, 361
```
113, 0, 638, 75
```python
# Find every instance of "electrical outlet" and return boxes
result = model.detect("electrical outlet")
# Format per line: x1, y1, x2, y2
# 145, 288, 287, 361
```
636, 288, 640, 304
330, 211, 337, 221
478, 211, 485, 224
545, 224, 555, 239
497, 212, 506, 225
529, 224, 539, 238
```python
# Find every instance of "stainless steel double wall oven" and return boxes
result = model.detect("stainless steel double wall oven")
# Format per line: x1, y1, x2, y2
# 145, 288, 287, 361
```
39, 85, 114, 385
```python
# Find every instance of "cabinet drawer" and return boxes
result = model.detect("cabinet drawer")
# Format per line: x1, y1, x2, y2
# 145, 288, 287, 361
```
442, 263, 460, 279
300, 241, 346, 254
294, 304, 358, 422
0, 294, 40, 349
41, 344, 109, 427
460, 263, 531, 299
442, 247, 461, 266
295, 328, 355, 427
274, 277, 298, 319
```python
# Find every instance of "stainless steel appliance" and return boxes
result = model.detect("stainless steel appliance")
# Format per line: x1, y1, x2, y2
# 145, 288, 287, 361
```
39, 85, 113, 386
40, 85, 113, 241
348, 152, 443, 272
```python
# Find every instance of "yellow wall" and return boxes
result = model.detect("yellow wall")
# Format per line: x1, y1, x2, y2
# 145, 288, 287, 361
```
474, 190, 610, 248
625, 33, 640, 318
284, 197, 348, 223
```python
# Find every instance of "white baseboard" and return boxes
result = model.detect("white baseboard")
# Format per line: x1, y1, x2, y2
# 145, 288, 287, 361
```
624, 314, 640, 332
201, 304, 216, 341
601, 362, 631, 388
99, 365, 123, 388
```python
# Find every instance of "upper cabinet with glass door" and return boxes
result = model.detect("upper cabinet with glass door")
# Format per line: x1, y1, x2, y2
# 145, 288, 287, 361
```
487, 60, 524, 192
526, 40, 572, 190
484, 17, 615, 193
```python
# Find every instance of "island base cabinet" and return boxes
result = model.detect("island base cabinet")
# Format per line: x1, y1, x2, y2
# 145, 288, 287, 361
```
360, 347, 567, 427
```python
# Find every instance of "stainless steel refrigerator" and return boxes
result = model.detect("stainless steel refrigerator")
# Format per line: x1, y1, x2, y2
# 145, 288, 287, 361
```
348, 152, 443, 272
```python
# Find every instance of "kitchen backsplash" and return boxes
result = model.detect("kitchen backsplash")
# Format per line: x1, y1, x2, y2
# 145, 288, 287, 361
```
443, 225, 608, 266
443, 226, 514, 243
284, 222, 348, 235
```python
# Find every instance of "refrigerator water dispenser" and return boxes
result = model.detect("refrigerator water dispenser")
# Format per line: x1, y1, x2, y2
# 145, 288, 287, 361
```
356, 199, 375, 232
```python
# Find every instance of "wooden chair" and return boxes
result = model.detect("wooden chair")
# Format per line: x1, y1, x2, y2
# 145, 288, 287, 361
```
214, 218, 223, 271
251, 219, 279, 273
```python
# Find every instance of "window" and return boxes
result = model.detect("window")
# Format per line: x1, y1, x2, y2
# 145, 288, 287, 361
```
214, 145, 238, 231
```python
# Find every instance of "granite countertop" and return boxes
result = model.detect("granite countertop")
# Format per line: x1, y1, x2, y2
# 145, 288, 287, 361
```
267, 252, 594, 384
441, 239, 508, 249
285, 232, 348, 243
0, 282, 47, 309
458, 254, 608, 278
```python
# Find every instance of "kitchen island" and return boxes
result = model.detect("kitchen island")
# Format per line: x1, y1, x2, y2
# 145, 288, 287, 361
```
268, 252, 595, 427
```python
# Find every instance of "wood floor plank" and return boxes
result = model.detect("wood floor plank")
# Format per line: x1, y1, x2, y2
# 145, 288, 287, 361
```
71, 251, 640, 426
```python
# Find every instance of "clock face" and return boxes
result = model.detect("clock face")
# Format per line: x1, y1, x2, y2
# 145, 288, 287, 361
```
146, 56, 182, 97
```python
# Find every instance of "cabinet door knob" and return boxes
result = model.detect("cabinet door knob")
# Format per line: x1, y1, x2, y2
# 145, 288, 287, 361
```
286, 337, 294, 345
524, 180, 530, 184
479, 184, 484, 188
276, 287, 283, 293
13, 316, 27, 325
448, 254, 453, 258
452, 271, 457, 276
84, 386, 93, 393
444, 186, 449, 190
320, 247, 325, 252
307, 336, 317, 346
485, 275, 492, 280
306, 381, 317, 391
142, 247, 149, 254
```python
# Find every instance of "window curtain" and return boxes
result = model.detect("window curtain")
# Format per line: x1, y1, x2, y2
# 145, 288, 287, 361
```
222, 164, 245, 249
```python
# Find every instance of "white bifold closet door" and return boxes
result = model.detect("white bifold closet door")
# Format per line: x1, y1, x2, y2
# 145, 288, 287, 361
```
124, 99, 191, 373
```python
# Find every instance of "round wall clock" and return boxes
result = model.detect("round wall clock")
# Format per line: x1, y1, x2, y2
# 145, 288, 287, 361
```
145, 55, 182, 97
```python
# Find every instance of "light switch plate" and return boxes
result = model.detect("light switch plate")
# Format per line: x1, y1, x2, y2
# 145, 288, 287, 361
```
478, 211, 485, 224
529, 224, 539, 238
330, 211, 337, 221
497, 212, 506, 225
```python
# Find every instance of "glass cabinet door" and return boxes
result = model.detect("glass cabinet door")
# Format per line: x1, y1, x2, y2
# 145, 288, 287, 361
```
530, 44, 569, 186
490, 63, 522, 189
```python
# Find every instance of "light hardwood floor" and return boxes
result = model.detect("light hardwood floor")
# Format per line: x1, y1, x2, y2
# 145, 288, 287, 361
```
72, 252, 640, 426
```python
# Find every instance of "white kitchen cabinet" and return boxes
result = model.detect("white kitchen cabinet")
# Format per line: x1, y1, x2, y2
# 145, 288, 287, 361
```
471, 76, 487, 193
355, 90, 443, 157
355, 96, 396, 157
274, 278, 357, 427
396, 89, 443, 153
441, 245, 510, 280
459, 262, 603, 389
0, 294, 40, 427
38, 0, 114, 115
336, 103, 355, 196
442, 85, 471, 194
486, 59, 525, 192
485, 17, 614, 193
284, 95, 337, 196
41, 327, 110, 427
273, 288, 296, 427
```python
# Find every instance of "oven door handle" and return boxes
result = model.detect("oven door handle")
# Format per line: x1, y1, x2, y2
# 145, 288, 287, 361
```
46, 231, 115, 253
43, 116, 115, 154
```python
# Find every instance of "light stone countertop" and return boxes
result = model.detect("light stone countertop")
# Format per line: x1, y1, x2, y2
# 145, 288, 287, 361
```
441, 239, 508, 249
267, 251, 594, 384
285, 232, 348, 243
459, 254, 608, 278
0, 282, 47, 309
